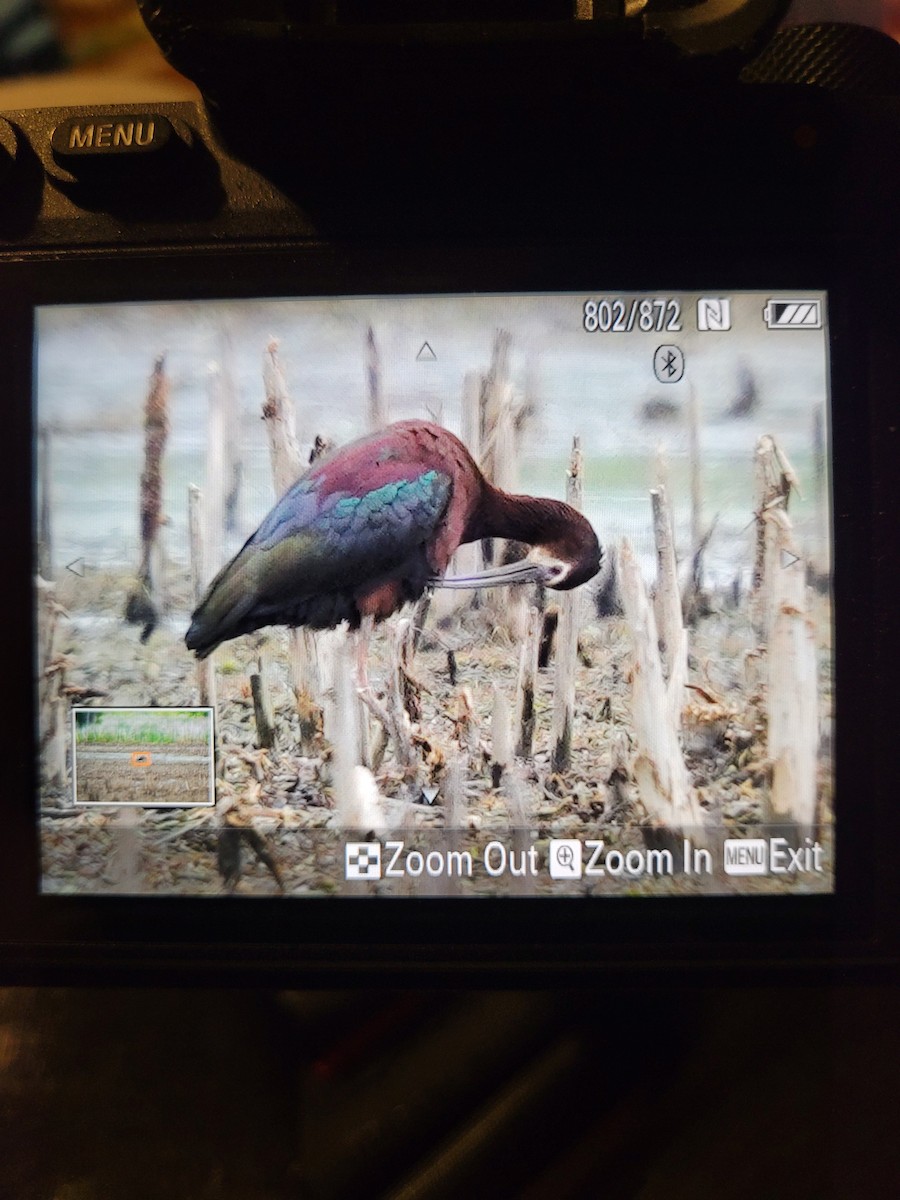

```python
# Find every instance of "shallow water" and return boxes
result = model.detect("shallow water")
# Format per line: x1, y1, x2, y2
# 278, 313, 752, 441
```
36, 293, 832, 589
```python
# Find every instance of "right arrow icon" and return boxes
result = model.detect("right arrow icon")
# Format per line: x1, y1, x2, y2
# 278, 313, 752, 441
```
781, 549, 801, 569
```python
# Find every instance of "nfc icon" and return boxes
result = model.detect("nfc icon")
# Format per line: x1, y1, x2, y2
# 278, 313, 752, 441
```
697, 298, 732, 331
345, 842, 382, 881
549, 839, 583, 880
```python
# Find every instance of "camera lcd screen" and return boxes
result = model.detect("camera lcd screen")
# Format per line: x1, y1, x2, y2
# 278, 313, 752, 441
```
33, 290, 833, 899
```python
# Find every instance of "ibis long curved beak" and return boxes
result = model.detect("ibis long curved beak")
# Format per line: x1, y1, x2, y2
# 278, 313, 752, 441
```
433, 560, 551, 589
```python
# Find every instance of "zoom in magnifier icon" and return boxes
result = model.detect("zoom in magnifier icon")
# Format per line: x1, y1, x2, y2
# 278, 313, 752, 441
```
549, 839, 583, 879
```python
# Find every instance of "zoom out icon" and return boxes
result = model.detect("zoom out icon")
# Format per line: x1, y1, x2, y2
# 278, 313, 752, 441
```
549, 839, 583, 880
345, 842, 382, 881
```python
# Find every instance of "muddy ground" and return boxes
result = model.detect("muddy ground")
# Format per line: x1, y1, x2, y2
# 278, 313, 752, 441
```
73, 743, 212, 807
39, 566, 834, 898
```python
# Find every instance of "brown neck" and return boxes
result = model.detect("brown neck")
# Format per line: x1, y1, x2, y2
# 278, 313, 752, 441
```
474, 483, 578, 547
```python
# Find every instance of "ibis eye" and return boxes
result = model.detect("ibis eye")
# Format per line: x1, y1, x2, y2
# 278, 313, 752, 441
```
543, 563, 568, 587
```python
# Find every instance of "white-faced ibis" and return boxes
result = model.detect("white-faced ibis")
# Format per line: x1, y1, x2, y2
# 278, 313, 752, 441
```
186, 419, 601, 659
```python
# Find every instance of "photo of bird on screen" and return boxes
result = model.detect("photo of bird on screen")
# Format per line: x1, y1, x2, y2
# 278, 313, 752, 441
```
186, 419, 601, 659
34, 293, 834, 900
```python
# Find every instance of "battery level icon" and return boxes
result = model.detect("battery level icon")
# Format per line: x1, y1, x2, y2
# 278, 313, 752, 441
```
763, 299, 823, 329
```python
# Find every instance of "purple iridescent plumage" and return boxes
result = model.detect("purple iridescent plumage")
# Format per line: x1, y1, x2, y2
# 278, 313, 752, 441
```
186, 420, 601, 658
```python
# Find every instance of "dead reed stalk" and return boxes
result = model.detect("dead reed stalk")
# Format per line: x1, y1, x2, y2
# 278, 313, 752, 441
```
332, 638, 386, 835
262, 339, 303, 496
515, 605, 541, 758
218, 327, 243, 535
491, 685, 512, 788
37, 577, 67, 788
751, 433, 800, 641
366, 324, 387, 429
250, 655, 276, 750
651, 485, 687, 729
765, 507, 819, 836
188, 484, 216, 707
124, 354, 169, 639
619, 539, 707, 841
550, 437, 583, 773
261, 338, 319, 739
110, 805, 145, 894
204, 362, 227, 576
38, 424, 53, 580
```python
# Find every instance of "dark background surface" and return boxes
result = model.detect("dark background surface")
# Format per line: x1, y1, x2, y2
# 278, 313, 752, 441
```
0, 983, 897, 1198
2, 5, 899, 1198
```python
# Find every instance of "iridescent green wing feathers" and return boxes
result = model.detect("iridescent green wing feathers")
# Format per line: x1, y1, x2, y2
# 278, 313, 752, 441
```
186, 468, 452, 656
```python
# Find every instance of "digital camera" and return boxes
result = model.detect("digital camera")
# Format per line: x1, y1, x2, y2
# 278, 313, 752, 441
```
1, 2, 898, 982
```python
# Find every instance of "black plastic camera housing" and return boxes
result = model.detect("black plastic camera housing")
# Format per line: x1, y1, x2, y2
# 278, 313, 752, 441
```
1, 9, 899, 983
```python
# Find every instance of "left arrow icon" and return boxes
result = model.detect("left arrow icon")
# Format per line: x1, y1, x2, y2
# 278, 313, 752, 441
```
66, 558, 85, 577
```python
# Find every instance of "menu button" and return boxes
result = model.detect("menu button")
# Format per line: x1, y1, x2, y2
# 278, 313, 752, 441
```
51, 114, 172, 160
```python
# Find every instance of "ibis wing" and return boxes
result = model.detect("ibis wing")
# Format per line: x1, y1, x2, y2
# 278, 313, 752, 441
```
187, 468, 452, 652
250, 468, 452, 589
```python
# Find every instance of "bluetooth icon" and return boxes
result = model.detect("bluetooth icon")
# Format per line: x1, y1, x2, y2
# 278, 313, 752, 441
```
653, 344, 685, 384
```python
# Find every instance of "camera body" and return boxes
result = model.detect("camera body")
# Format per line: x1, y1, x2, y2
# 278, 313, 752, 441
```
1, 12, 899, 982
